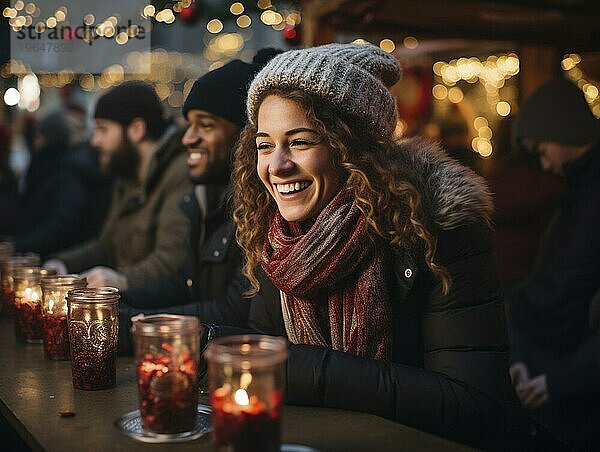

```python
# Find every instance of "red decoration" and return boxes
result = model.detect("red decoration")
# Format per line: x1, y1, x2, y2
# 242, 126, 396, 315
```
282, 24, 301, 46
136, 343, 199, 434
180, 3, 202, 25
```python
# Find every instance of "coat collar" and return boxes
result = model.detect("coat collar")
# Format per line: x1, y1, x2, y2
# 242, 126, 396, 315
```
396, 137, 493, 230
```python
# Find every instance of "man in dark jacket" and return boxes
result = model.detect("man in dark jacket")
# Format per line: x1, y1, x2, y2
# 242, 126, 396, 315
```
118, 50, 282, 352
507, 77, 600, 450
15, 113, 110, 258
45, 83, 191, 289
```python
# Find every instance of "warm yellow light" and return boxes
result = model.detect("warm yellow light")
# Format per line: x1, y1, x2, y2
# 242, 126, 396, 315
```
260, 10, 282, 25
448, 87, 463, 103
46, 17, 57, 28
83, 14, 95, 25
352, 38, 369, 45
128, 25, 140, 37
230, 2, 244, 15
236, 15, 251, 28
496, 101, 511, 116
24, 16, 32, 26
55, 10, 66, 21
25, 3, 35, 14
286, 12, 301, 25
584, 84, 598, 100
35, 21, 44, 33
116, 32, 129, 45
14, 1, 24, 11
432, 84, 448, 100
103, 24, 115, 38
561, 58, 575, 71
257, 0, 272, 9
164, 12, 175, 24
207, 19, 223, 33
479, 140, 493, 157
473, 116, 488, 130
107, 16, 118, 26
478, 126, 493, 139
403, 36, 418, 49
394, 119, 407, 137
3, 8, 14, 18
379, 39, 395, 53
570, 53, 581, 64
234, 389, 249, 406
433, 61, 445, 76
143, 5, 156, 18
592, 104, 600, 118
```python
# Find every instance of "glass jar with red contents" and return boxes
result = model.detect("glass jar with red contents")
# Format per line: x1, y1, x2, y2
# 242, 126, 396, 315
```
131, 314, 200, 437
205, 335, 288, 452
67, 287, 119, 390
1, 254, 40, 318
13, 266, 56, 343
41, 275, 87, 360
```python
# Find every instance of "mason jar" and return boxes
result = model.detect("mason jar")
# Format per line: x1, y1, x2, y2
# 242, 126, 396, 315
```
67, 287, 119, 390
1, 254, 40, 318
13, 266, 56, 343
205, 335, 288, 452
41, 274, 87, 360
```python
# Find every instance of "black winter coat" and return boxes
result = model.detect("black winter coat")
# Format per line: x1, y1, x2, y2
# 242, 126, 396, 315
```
16, 143, 111, 259
221, 139, 522, 449
118, 188, 250, 354
507, 143, 600, 450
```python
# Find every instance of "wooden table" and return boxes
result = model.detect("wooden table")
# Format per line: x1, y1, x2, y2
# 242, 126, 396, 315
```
0, 319, 474, 451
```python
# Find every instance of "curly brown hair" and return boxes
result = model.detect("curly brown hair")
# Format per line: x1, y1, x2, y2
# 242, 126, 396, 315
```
233, 88, 451, 296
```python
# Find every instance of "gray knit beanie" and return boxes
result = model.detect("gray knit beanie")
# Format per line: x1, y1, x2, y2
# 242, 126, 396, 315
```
247, 43, 401, 138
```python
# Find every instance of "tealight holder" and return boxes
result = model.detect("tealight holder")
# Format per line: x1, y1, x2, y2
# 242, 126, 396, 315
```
13, 266, 56, 343
205, 335, 288, 452
1, 254, 40, 318
132, 314, 201, 437
67, 287, 119, 390
41, 275, 87, 360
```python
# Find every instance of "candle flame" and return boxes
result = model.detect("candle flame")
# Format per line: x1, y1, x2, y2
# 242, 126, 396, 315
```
234, 388, 249, 406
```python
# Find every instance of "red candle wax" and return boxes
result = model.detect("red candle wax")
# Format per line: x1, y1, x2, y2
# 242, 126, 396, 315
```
211, 387, 282, 452
136, 344, 199, 434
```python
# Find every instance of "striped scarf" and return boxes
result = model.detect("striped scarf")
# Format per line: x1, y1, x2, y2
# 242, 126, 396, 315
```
261, 190, 392, 361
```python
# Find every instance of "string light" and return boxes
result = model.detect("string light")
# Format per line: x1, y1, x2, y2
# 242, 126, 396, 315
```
207, 19, 223, 33
230, 2, 244, 15
379, 39, 395, 53
236, 15, 251, 28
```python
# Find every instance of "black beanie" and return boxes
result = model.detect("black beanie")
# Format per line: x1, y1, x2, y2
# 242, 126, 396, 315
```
182, 48, 282, 126
94, 82, 166, 133
515, 77, 600, 146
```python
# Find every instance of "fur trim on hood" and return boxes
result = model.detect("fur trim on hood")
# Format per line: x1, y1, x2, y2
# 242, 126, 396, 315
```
396, 137, 493, 230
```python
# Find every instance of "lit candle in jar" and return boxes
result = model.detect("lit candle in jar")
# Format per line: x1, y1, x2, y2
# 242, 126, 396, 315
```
13, 267, 54, 343
41, 275, 87, 360
206, 336, 287, 452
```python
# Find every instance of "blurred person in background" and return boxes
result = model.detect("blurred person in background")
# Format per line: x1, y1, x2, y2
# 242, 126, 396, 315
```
0, 122, 18, 236
45, 82, 191, 290
484, 115, 565, 289
15, 112, 109, 258
507, 77, 600, 451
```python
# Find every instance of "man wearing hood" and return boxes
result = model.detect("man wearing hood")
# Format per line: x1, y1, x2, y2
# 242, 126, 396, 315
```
507, 77, 600, 450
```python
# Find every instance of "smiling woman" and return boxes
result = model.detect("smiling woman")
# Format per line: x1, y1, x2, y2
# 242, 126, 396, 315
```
230, 44, 529, 449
